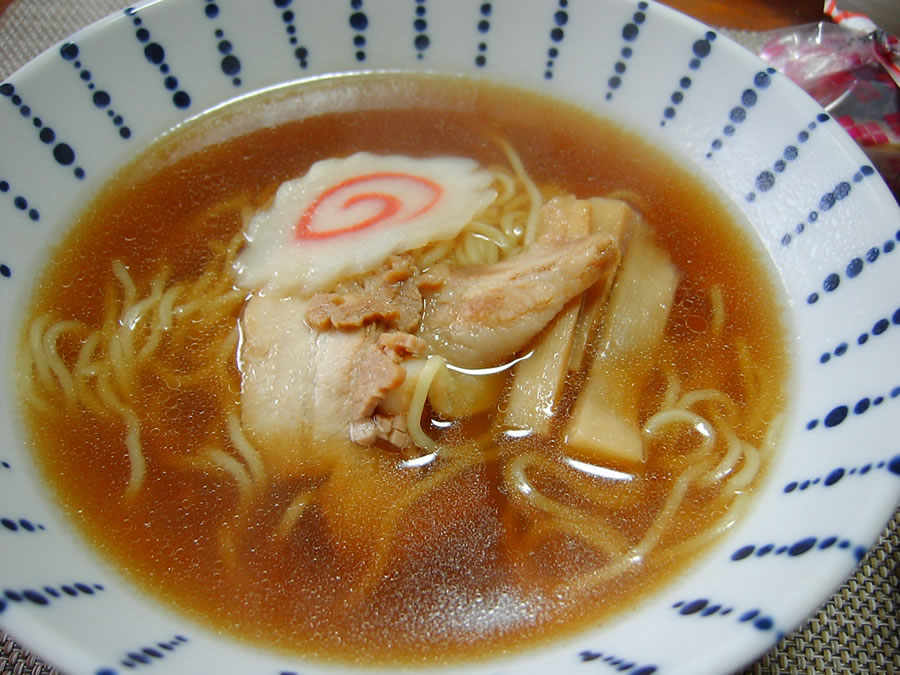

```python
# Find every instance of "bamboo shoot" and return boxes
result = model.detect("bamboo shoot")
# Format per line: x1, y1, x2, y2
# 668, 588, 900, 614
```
503, 295, 582, 433
504, 196, 592, 433
427, 364, 506, 418
568, 197, 640, 371
565, 223, 679, 464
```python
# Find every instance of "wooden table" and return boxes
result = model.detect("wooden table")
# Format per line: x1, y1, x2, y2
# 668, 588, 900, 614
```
663, 0, 825, 30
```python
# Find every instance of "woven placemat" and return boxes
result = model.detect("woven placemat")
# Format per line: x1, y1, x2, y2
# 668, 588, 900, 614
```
1, 1, 898, 673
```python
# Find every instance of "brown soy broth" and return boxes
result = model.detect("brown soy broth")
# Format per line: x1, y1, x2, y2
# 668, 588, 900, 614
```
21, 74, 787, 664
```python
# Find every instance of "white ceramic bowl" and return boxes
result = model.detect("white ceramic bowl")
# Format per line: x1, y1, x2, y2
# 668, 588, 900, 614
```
1, 1, 898, 674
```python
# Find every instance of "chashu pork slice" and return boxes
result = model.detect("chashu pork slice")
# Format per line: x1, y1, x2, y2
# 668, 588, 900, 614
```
239, 295, 363, 475
417, 232, 619, 369
239, 295, 426, 475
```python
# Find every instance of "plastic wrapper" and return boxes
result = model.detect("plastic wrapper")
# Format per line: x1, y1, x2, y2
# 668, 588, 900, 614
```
755, 2, 899, 199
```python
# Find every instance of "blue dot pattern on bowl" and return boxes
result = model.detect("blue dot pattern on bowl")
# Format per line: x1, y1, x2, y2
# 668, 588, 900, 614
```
747, 114, 832, 203
672, 599, 782, 638
272, 0, 309, 68
0, 516, 45, 532
820, 306, 900, 363
58, 43, 133, 140
202, 0, 244, 86
0, 463, 48, 535
124, 7, 192, 109
0, 83, 83, 179
783, 454, 900, 493
703, 69, 772, 153
806, 386, 900, 430
0, 177, 38, 223
0, 582, 105, 617
605, 2, 649, 100
349, 0, 368, 62
474, 3, 492, 67
578, 650, 658, 674
413, 0, 430, 59
805, 223, 897, 306
732, 533, 867, 564
660, 30, 715, 126
786, 166, 878, 252
93, 634, 190, 674
541, 0, 569, 80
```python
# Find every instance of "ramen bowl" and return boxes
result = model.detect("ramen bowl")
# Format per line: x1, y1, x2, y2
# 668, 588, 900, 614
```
1, 1, 898, 674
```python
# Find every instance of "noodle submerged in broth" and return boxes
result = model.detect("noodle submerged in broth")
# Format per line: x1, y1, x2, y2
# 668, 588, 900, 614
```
18, 75, 787, 664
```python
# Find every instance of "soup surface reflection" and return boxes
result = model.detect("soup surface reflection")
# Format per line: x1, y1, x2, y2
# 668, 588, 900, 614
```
19, 75, 787, 664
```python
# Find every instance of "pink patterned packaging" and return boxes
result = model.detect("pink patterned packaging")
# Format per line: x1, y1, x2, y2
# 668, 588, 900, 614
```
757, 2, 899, 199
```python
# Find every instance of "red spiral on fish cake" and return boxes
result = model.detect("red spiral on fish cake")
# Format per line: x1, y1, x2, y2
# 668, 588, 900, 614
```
295, 172, 444, 241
